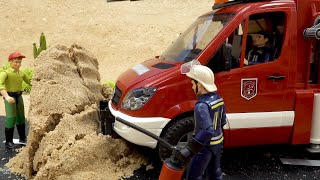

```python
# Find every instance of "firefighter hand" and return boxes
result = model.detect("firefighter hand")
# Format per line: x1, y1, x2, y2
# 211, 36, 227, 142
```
244, 58, 248, 65
5, 96, 15, 104
171, 145, 193, 166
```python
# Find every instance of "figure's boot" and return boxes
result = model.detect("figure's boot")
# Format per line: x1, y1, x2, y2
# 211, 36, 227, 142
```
5, 128, 15, 149
16, 124, 26, 144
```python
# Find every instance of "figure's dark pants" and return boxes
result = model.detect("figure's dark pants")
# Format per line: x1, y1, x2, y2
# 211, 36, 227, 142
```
187, 143, 223, 180
4, 94, 26, 128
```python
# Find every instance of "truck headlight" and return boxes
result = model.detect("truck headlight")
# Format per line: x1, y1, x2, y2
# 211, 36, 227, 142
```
121, 87, 157, 110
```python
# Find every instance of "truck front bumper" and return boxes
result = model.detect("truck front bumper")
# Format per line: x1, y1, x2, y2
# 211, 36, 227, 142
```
107, 101, 170, 149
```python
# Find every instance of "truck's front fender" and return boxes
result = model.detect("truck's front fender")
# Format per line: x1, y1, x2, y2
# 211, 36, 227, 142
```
163, 100, 197, 119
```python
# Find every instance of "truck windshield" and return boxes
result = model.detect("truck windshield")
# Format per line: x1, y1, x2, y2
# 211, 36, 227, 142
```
160, 12, 235, 62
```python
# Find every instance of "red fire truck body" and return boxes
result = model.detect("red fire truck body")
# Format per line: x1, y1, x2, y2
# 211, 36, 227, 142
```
106, 0, 320, 159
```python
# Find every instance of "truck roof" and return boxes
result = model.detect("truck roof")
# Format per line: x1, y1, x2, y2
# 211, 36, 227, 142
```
212, 0, 295, 11
211, 0, 295, 14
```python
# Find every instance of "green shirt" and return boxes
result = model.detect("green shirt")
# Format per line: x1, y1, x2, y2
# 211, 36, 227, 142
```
0, 67, 31, 92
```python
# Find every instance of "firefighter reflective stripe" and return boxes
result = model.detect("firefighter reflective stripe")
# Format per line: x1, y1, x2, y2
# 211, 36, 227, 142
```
214, 112, 218, 130
210, 136, 224, 145
211, 100, 224, 130
211, 133, 223, 141
210, 98, 224, 107
209, 97, 224, 145
212, 101, 224, 109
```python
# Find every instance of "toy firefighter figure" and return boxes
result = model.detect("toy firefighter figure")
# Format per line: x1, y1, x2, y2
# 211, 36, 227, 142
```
0, 52, 31, 149
173, 60, 226, 180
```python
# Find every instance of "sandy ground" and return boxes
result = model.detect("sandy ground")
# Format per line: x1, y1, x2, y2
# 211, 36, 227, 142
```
0, 0, 213, 116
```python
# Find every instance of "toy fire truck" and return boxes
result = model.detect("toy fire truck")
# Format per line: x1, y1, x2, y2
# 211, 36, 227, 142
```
101, 0, 320, 160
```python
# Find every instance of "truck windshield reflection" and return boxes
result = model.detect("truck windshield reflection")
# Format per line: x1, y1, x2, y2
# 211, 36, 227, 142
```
160, 12, 235, 63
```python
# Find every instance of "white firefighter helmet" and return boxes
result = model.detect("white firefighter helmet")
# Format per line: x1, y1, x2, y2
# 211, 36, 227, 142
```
180, 60, 217, 92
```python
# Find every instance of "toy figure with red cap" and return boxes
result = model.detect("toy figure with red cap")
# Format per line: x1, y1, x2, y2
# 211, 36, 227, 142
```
0, 51, 31, 149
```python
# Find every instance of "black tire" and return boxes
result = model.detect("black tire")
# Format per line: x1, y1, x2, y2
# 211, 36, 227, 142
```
158, 116, 194, 161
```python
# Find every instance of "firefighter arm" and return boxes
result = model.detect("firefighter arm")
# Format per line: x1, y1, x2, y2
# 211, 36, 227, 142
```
193, 102, 215, 144
263, 51, 271, 62
246, 58, 263, 65
222, 105, 227, 127
171, 103, 213, 164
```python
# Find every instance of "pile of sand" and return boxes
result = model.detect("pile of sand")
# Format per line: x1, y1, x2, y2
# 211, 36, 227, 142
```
5, 44, 148, 179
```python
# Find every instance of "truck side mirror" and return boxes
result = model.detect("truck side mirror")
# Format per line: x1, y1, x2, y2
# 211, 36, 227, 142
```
304, 16, 320, 40
222, 43, 233, 71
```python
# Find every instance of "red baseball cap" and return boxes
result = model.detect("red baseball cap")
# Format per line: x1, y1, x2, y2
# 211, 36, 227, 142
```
8, 52, 26, 61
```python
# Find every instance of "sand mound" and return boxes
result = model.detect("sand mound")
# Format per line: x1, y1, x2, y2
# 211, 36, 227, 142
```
6, 44, 148, 179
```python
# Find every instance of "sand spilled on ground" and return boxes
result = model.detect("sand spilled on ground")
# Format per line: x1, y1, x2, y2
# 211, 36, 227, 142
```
5, 44, 148, 179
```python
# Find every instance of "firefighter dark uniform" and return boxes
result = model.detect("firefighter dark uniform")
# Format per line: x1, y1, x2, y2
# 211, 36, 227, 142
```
186, 92, 226, 180
173, 62, 227, 180
246, 47, 271, 65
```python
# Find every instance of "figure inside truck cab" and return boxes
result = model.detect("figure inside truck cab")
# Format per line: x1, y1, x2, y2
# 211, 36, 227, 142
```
244, 31, 271, 66
172, 60, 227, 180
0, 52, 31, 149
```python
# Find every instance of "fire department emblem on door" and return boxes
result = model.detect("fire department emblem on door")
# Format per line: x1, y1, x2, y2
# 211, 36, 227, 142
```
241, 78, 257, 100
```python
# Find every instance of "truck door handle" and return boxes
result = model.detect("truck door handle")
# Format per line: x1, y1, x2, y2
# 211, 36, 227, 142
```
267, 75, 286, 80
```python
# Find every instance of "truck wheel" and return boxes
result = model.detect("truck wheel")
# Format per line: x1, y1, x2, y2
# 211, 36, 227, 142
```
159, 116, 194, 161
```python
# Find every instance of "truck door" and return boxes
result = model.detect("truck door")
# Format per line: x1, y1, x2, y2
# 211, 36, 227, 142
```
205, 11, 295, 147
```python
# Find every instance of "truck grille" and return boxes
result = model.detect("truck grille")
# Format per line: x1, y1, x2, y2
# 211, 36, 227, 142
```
112, 86, 122, 107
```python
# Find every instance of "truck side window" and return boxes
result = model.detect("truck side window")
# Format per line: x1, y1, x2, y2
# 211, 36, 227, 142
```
244, 12, 285, 66
207, 42, 234, 73
207, 24, 244, 73
207, 12, 285, 72
230, 23, 244, 68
